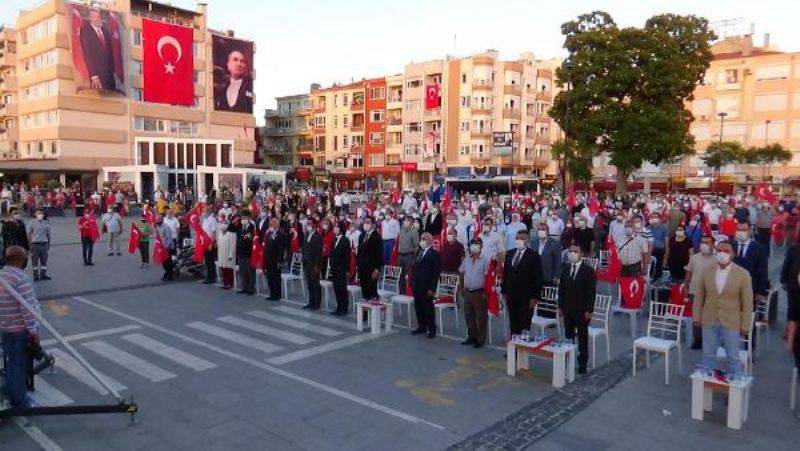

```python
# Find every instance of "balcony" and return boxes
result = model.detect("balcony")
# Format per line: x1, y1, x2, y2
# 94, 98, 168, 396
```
297, 145, 314, 153
263, 127, 298, 136
0, 102, 17, 117
471, 106, 492, 116
350, 145, 363, 153
503, 108, 520, 119
350, 101, 365, 111
350, 124, 364, 133
0, 75, 16, 92
535, 135, 551, 145
533, 157, 549, 168
536, 91, 552, 101
470, 153, 491, 163
504, 85, 522, 96
471, 131, 491, 140
388, 117, 403, 126
313, 104, 326, 113
0, 52, 15, 68
473, 79, 493, 91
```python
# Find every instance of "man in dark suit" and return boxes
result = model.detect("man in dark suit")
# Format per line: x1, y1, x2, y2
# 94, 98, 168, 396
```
262, 218, 286, 301
80, 8, 115, 91
733, 222, 769, 350
502, 229, 544, 335
530, 223, 563, 286
412, 232, 441, 338
424, 206, 442, 237
357, 217, 383, 301
235, 210, 256, 295
558, 244, 597, 374
330, 222, 351, 315
214, 50, 253, 113
302, 220, 323, 309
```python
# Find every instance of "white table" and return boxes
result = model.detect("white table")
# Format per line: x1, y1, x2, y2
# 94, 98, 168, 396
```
690, 370, 753, 430
506, 338, 576, 388
356, 301, 393, 335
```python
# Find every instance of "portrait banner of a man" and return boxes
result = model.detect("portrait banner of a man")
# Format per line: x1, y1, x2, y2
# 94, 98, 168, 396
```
212, 34, 254, 113
69, 4, 126, 94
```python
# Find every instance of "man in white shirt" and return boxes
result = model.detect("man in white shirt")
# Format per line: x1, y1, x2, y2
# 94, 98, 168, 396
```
707, 203, 722, 231
380, 211, 400, 265
402, 193, 417, 215
201, 206, 218, 284
334, 193, 343, 214
479, 217, 504, 261
502, 213, 528, 251
546, 211, 565, 241
608, 211, 627, 244
162, 210, 181, 250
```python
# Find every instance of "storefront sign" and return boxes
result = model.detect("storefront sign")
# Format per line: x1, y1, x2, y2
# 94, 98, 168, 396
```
685, 176, 710, 189
400, 162, 417, 172
417, 162, 434, 171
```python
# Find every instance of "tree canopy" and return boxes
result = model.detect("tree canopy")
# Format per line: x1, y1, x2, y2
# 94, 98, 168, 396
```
549, 11, 716, 193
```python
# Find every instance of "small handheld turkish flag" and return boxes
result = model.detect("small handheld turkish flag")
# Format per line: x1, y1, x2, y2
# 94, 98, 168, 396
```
620, 277, 646, 309
193, 227, 211, 264
88, 216, 101, 242
129, 222, 142, 254
153, 231, 169, 265
250, 230, 264, 270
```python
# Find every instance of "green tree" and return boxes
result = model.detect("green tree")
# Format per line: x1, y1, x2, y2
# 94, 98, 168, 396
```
741, 143, 792, 177
550, 140, 592, 183
701, 141, 744, 177
549, 11, 716, 194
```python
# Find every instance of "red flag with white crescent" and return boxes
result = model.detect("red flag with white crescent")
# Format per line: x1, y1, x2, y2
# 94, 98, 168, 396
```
620, 276, 646, 309
425, 83, 441, 110
251, 229, 264, 270
153, 231, 169, 264
128, 222, 142, 254
88, 215, 101, 242
193, 227, 211, 263
250, 198, 260, 218
142, 19, 194, 105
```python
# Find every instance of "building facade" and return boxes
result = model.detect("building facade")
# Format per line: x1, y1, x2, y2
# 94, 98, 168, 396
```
0, 25, 18, 161
0, 0, 258, 197
261, 93, 311, 172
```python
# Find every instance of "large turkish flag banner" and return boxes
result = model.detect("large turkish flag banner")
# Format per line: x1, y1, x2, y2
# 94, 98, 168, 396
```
143, 19, 193, 105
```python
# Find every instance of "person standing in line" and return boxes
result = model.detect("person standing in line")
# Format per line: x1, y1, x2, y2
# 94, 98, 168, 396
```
558, 244, 596, 374
302, 219, 323, 309
357, 216, 383, 302
459, 238, 490, 348
502, 229, 544, 336
138, 217, 151, 268
236, 210, 256, 295
411, 232, 441, 338
263, 218, 286, 301
530, 223, 563, 287
216, 218, 236, 289
2, 207, 29, 258
162, 209, 180, 250
381, 210, 400, 266
201, 206, 218, 284
693, 241, 753, 377
157, 216, 175, 282
101, 205, 123, 256
684, 235, 717, 349
649, 213, 670, 282
440, 228, 465, 274
0, 246, 41, 408
27, 209, 51, 281
396, 216, 420, 293
330, 222, 351, 316
732, 222, 769, 351
77, 210, 96, 266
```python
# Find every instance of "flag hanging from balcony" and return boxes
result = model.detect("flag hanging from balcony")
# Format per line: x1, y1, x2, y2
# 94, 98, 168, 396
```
425, 83, 441, 110
142, 19, 194, 105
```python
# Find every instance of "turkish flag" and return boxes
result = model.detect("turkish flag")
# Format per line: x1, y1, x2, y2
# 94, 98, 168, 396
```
425, 83, 441, 110
88, 216, 101, 242
250, 230, 264, 270
249, 198, 260, 218
129, 222, 142, 254
620, 277, 646, 309
153, 232, 169, 264
143, 19, 193, 105
193, 227, 211, 263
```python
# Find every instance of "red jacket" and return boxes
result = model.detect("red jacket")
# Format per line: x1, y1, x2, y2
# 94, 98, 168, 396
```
78, 216, 94, 239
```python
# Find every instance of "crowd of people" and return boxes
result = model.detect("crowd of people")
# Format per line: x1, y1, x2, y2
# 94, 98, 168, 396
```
2, 181, 800, 409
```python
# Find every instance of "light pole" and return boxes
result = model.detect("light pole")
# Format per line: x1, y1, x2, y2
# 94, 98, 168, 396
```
764, 120, 772, 178
717, 111, 727, 144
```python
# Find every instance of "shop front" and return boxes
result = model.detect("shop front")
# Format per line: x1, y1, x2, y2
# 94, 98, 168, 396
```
401, 161, 434, 192
331, 170, 365, 191
364, 165, 402, 191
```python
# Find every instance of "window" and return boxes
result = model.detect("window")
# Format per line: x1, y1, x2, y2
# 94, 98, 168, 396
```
132, 29, 142, 47
370, 109, 384, 123
754, 93, 788, 112
342, 135, 348, 148
461, 73, 467, 84
22, 110, 58, 128
370, 154, 384, 167
170, 121, 198, 135
22, 17, 56, 44
343, 115, 349, 127
132, 88, 143, 101
351, 156, 363, 168
21, 80, 58, 100
724, 69, 738, 84
387, 154, 400, 165
193, 71, 200, 83
755, 65, 790, 81
460, 121, 470, 132
404, 144, 421, 156
460, 96, 470, 107
407, 122, 421, 133
352, 135, 364, 146
369, 87, 385, 100
314, 116, 326, 127
403, 100, 420, 111
333, 116, 338, 129
21, 50, 57, 73
406, 78, 422, 88
369, 132, 384, 145
333, 95, 338, 107
131, 61, 143, 75
133, 117, 166, 132
459, 145, 469, 156
343, 94, 349, 105
333, 136, 338, 151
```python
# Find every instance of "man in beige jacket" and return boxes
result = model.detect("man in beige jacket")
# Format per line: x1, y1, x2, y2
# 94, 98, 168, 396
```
693, 240, 753, 377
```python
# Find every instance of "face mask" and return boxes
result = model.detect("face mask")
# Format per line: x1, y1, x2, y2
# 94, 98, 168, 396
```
616, 216, 623, 222
322, 225, 329, 231
537, 230, 548, 240
675, 230, 685, 238
735, 231, 748, 242
363, 224, 373, 232
36, 214, 44, 220
700, 243, 712, 255
334, 228, 341, 236
108, 209, 114, 214
689, 220, 697, 227
447, 220, 456, 226
716, 252, 731, 265
241, 219, 249, 225
624, 227, 634, 237
470, 244, 481, 254
515, 239, 526, 250
420, 240, 430, 250
568, 251, 580, 263
566, 223, 573, 229
446, 235, 456, 243
650, 218, 659, 225
220, 224, 228, 232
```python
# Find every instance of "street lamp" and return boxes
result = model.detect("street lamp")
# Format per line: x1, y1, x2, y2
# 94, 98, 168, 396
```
764, 119, 771, 144
561, 61, 575, 196
717, 111, 728, 144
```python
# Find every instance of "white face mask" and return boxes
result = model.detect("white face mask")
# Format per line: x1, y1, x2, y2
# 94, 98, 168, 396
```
568, 251, 580, 263
36, 214, 44, 220
700, 243, 712, 255
735, 231, 748, 242
538, 230, 548, 240
446, 235, 456, 243
363, 224, 373, 233
515, 239, 526, 250
470, 244, 481, 254
419, 240, 430, 250
716, 252, 731, 265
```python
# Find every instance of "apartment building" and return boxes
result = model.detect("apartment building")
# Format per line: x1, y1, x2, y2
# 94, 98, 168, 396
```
385, 74, 403, 172
364, 76, 401, 190
0, 0, 258, 197
262, 92, 311, 172
0, 25, 18, 160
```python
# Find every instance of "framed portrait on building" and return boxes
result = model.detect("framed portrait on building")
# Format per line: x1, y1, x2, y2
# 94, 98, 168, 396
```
212, 34, 254, 113
68, 4, 127, 94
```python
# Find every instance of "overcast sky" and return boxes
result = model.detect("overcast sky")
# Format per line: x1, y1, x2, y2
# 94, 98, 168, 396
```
2, 0, 798, 125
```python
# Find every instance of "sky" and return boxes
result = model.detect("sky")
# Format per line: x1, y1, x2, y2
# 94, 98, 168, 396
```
2, 0, 799, 125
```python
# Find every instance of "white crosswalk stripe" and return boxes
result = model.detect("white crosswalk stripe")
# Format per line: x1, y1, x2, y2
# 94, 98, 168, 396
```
49, 348, 127, 395
269, 305, 359, 329
245, 310, 343, 336
30, 377, 73, 407
186, 322, 283, 353
217, 316, 314, 345
82, 340, 177, 382
121, 334, 217, 371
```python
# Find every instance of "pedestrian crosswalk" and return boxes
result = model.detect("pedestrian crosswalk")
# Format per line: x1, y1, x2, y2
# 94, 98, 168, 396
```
29, 303, 386, 409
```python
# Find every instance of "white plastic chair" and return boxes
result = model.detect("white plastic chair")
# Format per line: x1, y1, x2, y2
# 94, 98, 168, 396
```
531, 286, 562, 338
599, 250, 610, 268
589, 294, 612, 369
434, 274, 461, 336
319, 265, 334, 310
581, 257, 600, 271
753, 288, 776, 356
255, 268, 268, 298
632, 302, 684, 385
280, 253, 305, 301
389, 267, 415, 328
377, 266, 402, 301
